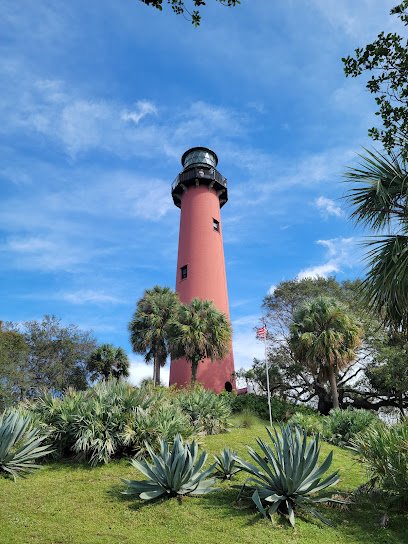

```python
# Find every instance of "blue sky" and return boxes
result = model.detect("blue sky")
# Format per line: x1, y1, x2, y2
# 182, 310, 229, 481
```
1, 1, 401, 384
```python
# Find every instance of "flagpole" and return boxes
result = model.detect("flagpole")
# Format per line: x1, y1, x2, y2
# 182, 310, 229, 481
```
264, 324, 273, 427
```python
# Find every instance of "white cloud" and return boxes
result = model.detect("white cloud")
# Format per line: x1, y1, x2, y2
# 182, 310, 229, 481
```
315, 196, 343, 218
121, 100, 158, 124
297, 237, 359, 280
60, 290, 124, 305
233, 330, 264, 370
268, 285, 277, 295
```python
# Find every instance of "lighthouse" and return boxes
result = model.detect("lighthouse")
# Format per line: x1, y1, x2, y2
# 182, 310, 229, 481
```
169, 147, 235, 393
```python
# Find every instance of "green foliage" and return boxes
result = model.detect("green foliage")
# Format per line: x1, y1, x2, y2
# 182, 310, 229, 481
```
236, 425, 340, 526
168, 298, 232, 383
290, 413, 325, 436
28, 380, 193, 465
129, 286, 180, 386
345, 149, 408, 333
23, 315, 96, 393
289, 297, 362, 410
233, 408, 259, 429
86, 344, 129, 381
140, 0, 240, 27
230, 393, 312, 422
24, 381, 232, 465
123, 434, 216, 500
342, 1, 408, 159
352, 420, 408, 506
175, 386, 231, 434
0, 327, 29, 409
0, 411, 52, 479
325, 408, 379, 446
213, 447, 240, 480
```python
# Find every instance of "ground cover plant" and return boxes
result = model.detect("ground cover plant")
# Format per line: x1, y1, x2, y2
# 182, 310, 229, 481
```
21, 380, 230, 465
1, 420, 406, 544
290, 408, 380, 445
352, 419, 408, 508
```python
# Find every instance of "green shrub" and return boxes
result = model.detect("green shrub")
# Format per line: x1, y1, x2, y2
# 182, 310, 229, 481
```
352, 420, 408, 507
28, 380, 192, 465
122, 434, 216, 500
0, 411, 52, 479
175, 386, 231, 434
236, 424, 339, 526
290, 412, 325, 435
234, 408, 259, 429
24, 381, 232, 465
230, 393, 314, 422
324, 408, 379, 445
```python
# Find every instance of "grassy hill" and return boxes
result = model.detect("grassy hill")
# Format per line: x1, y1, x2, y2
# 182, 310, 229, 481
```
1, 421, 406, 544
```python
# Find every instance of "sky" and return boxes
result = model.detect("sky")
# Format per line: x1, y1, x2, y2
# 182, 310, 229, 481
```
1, 0, 403, 385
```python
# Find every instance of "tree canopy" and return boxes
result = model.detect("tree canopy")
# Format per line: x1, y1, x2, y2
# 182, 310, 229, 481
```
139, 0, 240, 26
86, 344, 130, 381
129, 286, 180, 385
289, 297, 362, 410
168, 297, 232, 383
342, 1, 408, 159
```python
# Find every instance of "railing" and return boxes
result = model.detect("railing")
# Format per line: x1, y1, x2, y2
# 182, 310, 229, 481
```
172, 166, 227, 191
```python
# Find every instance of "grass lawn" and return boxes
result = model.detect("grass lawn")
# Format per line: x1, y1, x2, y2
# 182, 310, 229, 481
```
1, 420, 406, 544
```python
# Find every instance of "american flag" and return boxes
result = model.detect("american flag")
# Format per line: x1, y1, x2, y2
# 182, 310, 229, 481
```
256, 326, 267, 339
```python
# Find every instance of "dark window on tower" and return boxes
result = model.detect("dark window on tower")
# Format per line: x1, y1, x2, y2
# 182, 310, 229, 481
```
181, 265, 188, 280
213, 218, 220, 232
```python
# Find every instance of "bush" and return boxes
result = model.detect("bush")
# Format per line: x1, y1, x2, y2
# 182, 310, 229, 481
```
175, 386, 231, 434
352, 420, 408, 507
28, 380, 193, 465
24, 381, 231, 465
0, 411, 52, 479
233, 408, 259, 429
324, 408, 379, 445
290, 412, 325, 435
230, 393, 314, 422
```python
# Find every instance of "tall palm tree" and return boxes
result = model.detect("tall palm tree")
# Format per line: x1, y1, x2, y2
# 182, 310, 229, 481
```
129, 286, 180, 386
86, 344, 129, 381
168, 298, 232, 384
344, 148, 408, 333
289, 297, 362, 410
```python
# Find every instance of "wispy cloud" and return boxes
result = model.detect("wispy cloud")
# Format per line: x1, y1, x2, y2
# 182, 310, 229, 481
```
60, 290, 124, 305
121, 100, 158, 124
297, 237, 359, 280
315, 196, 344, 218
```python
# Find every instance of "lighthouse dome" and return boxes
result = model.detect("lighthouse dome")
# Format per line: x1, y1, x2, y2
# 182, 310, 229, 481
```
181, 147, 218, 169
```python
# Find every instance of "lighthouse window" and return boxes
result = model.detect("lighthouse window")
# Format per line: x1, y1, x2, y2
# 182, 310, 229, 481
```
181, 265, 188, 280
213, 218, 220, 232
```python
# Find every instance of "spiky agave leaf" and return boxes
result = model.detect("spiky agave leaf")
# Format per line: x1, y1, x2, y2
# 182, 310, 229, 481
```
0, 411, 52, 480
122, 433, 216, 500
236, 424, 339, 526
213, 448, 241, 480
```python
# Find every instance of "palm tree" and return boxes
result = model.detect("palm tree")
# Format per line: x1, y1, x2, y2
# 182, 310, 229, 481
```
129, 286, 180, 386
86, 344, 130, 381
168, 298, 232, 384
289, 297, 362, 410
344, 148, 408, 333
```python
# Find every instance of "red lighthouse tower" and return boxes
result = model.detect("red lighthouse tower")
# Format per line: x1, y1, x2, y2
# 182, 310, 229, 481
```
169, 147, 235, 393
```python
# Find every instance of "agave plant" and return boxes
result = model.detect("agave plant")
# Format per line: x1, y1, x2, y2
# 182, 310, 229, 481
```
213, 448, 241, 480
0, 411, 52, 479
123, 434, 216, 500
236, 425, 340, 526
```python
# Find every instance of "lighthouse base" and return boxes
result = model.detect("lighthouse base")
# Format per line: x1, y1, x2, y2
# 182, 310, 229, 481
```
169, 353, 235, 394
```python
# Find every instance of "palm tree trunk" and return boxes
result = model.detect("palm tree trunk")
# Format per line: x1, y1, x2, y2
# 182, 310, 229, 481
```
155, 360, 161, 386
328, 366, 340, 410
191, 360, 198, 383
